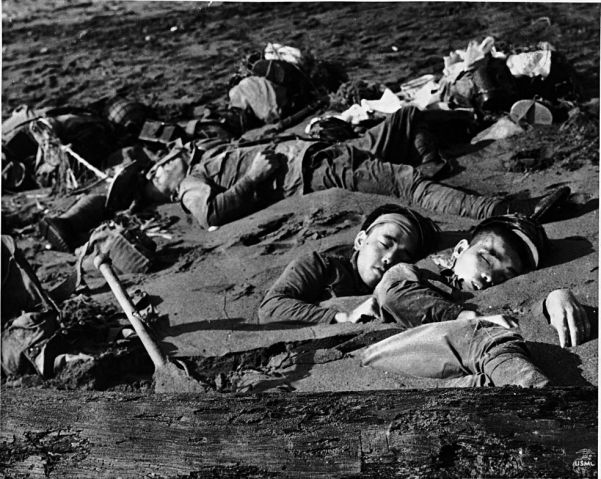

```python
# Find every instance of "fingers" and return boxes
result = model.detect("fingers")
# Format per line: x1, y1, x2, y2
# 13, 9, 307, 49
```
479, 314, 518, 329
349, 298, 379, 323
553, 314, 568, 348
567, 311, 579, 347
506, 316, 519, 328
552, 311, 580, 348
546, 290, 591, 348
566, 303, 591, 346
263, 151, 283, 169
483, 315, 509, 328
497, 315, 519, 329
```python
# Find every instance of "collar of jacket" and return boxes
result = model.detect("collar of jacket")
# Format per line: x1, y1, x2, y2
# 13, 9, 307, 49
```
349, 250, 374, 296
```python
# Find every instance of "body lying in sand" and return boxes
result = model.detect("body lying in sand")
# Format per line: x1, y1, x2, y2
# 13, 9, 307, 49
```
259, 204, 592, 387
156, 106, 563, 227
40, 107, 567, 253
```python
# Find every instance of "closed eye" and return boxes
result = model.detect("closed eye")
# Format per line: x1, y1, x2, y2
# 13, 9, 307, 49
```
488, 249, 500, 260
478, 251, 491, 265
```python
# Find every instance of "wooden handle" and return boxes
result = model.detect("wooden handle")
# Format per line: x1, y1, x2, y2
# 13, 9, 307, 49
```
62, 144, 110, 180
94, 254, 167, 368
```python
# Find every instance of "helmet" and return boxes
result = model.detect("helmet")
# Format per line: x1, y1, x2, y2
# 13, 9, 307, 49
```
105, 98, 149, 136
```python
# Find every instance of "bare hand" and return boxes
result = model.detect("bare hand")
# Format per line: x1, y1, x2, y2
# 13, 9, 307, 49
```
246, 149, 284, 183
545, 289, 590, 348
335, 297, 379, 323
349, 297, 379, 323
477, 314, 519, 329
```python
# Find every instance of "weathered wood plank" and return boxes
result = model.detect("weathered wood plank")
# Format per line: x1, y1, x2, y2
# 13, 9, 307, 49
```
0, 387, 597, 478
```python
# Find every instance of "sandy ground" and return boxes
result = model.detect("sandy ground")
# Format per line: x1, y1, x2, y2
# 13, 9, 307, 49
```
1, 2, 599, 392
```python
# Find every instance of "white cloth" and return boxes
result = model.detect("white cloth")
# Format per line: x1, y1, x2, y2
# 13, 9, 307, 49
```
264, 43, 304, 66
332, 89, 404, 125
506, 50, 552, 78
399, 74, 436, 100
442, 36, 504, 82
360, 88, 403, 114
334, 104, 371, 125
411, 80, 441, 110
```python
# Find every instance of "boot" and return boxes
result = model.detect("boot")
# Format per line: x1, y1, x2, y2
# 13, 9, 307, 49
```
39, 194, 108, 252
493, 186, 571, 222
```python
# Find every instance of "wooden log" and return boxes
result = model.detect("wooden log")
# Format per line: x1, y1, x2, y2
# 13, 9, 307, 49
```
0, 387, 597, 478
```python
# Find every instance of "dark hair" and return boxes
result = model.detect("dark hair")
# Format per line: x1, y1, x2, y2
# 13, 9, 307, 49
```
470, 214, 548, 271
360, 204, 440, 259
471, 225, 530, 271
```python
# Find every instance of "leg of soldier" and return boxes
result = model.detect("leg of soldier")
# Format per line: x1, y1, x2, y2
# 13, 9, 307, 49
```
306, 144, 500, 219
361, 318, 549, 388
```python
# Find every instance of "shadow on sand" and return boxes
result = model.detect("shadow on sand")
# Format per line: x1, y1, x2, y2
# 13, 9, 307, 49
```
527, 341, 593, 386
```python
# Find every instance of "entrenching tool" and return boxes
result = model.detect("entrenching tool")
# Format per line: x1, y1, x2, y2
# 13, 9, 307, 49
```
61, 143, 111, 181
94, 254, 207, 393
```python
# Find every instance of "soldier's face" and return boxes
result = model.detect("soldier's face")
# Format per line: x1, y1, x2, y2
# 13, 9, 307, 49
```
452, 234, 525, 291
354, 223, 418, 289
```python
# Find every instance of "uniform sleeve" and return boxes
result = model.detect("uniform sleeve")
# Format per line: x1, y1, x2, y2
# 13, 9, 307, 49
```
178, 173, 262, 228
374, 263, 464, 329
258, 252, 340, 325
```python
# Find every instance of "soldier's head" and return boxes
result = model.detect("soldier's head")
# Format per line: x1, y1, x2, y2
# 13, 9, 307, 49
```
354, 204, 440, 288
450, 214, 548, 291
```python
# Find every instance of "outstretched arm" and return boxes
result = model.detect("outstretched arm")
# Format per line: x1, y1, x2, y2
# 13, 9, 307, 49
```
259, 252, 343, 324
178, 150, 283, 228
333, 297, 380, 323
543, 289, 591, 348
179, 174, 262, 228
374, 263, 466, 328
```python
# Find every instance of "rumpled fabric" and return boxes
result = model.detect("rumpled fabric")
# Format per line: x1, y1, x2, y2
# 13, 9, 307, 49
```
2, 311, 59, 376
229, 76, 287, 123
361, 318, 549, 387
506, 49, 552, 78
1, 235, 60, 377
2, 235, 48, 319
264, 43, 305, 66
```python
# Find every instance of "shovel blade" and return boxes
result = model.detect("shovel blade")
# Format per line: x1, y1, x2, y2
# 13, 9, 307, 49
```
153, 361, 208, 393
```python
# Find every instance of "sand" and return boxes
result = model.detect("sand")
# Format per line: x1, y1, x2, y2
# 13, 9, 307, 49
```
1, 2, 598, 392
